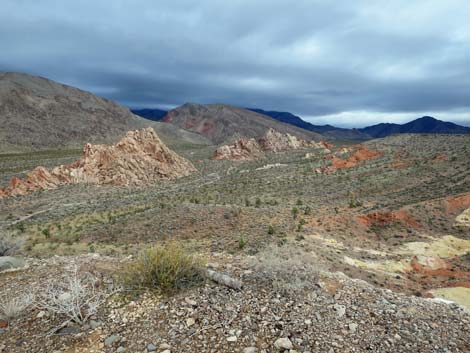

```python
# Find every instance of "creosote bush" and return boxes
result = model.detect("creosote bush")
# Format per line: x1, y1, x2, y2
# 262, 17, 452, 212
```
120, 243, 204, 294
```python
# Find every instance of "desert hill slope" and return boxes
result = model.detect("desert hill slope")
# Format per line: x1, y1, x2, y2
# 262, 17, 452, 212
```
162, 103, 323, 144
0, 72, 209, 151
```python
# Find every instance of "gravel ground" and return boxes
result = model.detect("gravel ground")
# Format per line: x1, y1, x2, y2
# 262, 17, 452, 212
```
0, 254, 469, 353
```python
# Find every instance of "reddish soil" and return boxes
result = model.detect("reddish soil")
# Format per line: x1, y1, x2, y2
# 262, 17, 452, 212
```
432, 153, 447, 162
357, 209, 421, 229
443, 193, 470, 213
333, 146, 382, 169
391, 161, 410, 169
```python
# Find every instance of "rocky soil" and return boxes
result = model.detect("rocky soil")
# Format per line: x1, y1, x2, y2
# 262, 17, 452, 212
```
1, 253, 469, 353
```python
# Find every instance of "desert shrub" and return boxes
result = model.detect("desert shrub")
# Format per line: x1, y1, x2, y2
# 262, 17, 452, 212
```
291, 207, 299, 219
120, 244, 204, 294
238, 236, 248, 249
0, 293, 33, 320
267, 225, 275, 235
35, 267, 108, 325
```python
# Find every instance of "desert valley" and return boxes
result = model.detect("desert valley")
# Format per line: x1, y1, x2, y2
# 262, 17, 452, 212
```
0, 72, 469, 353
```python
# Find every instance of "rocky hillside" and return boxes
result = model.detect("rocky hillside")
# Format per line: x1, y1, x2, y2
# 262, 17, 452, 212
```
0, 128, 195, 198
0, 72, 210, 151
162, 103, 322, 144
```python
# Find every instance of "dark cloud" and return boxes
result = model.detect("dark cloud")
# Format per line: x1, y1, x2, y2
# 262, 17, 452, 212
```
1, 0, 469, 126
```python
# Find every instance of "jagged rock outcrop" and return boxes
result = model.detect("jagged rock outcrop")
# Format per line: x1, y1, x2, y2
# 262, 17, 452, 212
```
212, 128, 327, 161
212, 138, 263, 161
0, 128, 196, 198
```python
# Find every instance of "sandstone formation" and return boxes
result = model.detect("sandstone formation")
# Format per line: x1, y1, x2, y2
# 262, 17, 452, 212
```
0, 128, 196, 198
212, 138, 263, 161
212, 128, 328, 161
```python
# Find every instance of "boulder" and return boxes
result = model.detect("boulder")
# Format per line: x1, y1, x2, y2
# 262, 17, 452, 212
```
0, 256, 26, 272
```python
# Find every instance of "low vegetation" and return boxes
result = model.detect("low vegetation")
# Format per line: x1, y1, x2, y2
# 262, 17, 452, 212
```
119, 243, 205, 294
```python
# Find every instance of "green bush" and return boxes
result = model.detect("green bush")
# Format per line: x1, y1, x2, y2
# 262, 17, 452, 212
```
120, 244, 204, 294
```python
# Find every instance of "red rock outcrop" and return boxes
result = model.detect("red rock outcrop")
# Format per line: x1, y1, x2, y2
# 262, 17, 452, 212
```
0, 128, 196, 198
320, 145, 382, 173
212, 128, 328, 160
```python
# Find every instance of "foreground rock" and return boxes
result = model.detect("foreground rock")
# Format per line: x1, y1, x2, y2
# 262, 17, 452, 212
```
0, 128, 196, 198
213, 128, 328, 160
0, 256, 26, 272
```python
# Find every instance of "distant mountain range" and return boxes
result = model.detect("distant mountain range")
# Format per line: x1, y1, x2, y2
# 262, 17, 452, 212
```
247, 108, 371, 140
359, 116, 470, 137
131, 108, 167, 121
134, 107, 469, 140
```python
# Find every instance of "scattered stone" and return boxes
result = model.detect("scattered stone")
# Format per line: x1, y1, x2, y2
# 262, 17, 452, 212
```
90, 320, 101, 329
274, 337, 293, 350
105, 334, 121, 347
186, 317, 195, 327
333, 304, 346, 318
116, 347, 126, 353
227, 336, 237, 342
159, 343, 171, 350
36, 311, 46, 319
243, 347, 257, 353
147, 343, 157, 351
348, 323, 358, 333
184, 298, 197, 306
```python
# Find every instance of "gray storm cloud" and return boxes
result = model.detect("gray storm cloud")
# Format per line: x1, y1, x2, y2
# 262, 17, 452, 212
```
0, 0, 469, 127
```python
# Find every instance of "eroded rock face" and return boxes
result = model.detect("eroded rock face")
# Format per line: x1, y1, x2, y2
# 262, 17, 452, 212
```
212, 128, 327, 160
0, 128, 196, 198
212, 138, 263, 161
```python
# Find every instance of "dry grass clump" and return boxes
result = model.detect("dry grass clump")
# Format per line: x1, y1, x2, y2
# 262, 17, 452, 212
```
250, 244, 320, 294
120, 243, 205, 294
0, 293, 33, 320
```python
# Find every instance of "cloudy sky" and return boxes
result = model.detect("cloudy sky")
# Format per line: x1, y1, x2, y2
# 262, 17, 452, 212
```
1, 0, 469, 127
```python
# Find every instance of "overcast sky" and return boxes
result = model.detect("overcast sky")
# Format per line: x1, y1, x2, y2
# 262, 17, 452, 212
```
1, 0, 469, 127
